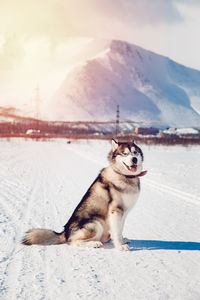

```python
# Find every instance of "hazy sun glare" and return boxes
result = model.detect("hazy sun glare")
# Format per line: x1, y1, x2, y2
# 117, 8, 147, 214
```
1, 0, 200, 116
0, 35, 95, 111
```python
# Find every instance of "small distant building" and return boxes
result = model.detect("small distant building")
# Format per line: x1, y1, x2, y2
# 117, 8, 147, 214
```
135, 127, 139, 135
26, 129, 40, 135
126, 127, 159, 136
163, 127, 199, 136
163, 128, 177, 135
157, 131, 166, 137
176, 128, 199, 135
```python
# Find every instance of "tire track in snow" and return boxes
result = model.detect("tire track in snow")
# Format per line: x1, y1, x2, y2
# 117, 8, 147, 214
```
0, 172, 33, 270
4, 142, 67, 300
0, 146, 49, 300
0, 141, 86, 300
143, 178, 200, 206
0, 186, 28, 224
64, 144, 200, 207
9, 149, 50, 300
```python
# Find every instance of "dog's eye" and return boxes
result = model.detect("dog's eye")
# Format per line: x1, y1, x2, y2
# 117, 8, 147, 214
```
134, 151, 138, 155
123, 152, 129, 156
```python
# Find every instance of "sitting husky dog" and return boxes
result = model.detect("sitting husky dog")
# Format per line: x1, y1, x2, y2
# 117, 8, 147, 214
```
22, 140, 147, 251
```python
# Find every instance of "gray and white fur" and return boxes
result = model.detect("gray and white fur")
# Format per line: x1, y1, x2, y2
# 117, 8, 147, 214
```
22, 140, 147, 251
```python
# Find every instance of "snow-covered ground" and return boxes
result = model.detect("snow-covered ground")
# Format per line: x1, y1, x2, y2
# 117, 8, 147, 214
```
0, 138, 200, 300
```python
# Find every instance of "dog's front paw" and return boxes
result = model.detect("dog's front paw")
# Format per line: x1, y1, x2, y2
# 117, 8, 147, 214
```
116, 244, 130, 251
122, 237, 130, 244
77, 241, 103, 248
89, 241, 103, 248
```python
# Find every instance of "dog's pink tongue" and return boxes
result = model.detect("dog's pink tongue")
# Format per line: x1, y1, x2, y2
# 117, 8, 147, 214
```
129, 166, 137, 172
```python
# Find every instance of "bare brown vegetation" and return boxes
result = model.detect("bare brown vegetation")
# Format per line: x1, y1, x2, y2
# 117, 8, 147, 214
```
0, 133, 200, 147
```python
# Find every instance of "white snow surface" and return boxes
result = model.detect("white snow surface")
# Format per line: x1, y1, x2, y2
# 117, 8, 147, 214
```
0, 139, 200, 300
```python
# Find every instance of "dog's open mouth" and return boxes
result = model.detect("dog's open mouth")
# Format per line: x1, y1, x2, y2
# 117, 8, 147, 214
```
123, 162, 137, 172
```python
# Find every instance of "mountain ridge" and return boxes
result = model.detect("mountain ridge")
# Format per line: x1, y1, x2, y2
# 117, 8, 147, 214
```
47, 39, 200, 127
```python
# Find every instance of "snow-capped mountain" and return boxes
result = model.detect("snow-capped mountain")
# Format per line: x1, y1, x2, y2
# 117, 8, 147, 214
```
49, 39, 200, 127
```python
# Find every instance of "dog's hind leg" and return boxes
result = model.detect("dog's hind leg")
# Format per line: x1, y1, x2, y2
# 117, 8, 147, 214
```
70, 221, 104, 248
101, 232, 111, 243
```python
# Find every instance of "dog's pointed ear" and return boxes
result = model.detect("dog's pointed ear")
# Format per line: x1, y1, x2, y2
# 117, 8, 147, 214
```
112, 139, 118, 151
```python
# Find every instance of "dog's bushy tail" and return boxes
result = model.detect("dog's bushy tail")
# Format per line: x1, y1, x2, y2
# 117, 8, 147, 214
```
21, 229, 66, 246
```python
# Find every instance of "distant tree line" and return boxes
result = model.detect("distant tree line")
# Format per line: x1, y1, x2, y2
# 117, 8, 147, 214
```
0, 120, 200, 146
0, 121, 98, 135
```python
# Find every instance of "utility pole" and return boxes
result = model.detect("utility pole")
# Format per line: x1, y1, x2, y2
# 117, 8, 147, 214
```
34, 83, 40, 130
116, 104, 120, 136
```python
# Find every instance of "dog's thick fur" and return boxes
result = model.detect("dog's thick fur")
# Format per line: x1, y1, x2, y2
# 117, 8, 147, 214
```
22, 140, 146, 251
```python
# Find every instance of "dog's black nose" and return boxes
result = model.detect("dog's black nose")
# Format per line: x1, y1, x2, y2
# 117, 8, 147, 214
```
132, 157, 138, 165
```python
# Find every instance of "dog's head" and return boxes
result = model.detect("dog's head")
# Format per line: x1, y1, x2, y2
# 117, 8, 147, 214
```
108, 139, 144, 176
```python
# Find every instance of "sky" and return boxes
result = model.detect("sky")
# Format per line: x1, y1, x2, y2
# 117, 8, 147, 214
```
0, 0, 200, 110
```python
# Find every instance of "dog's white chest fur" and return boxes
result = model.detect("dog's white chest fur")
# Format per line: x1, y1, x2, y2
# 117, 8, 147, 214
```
121, 191, 139, 212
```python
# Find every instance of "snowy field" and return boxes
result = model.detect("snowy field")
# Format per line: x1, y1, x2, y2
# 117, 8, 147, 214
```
0, 138, 200, 300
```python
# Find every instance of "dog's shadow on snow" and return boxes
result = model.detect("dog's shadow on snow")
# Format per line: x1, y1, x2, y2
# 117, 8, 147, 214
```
128, 240, 200, 251
104, 240, 200, 251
